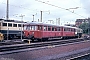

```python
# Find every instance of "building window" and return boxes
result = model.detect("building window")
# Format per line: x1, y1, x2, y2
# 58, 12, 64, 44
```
2, 23, 7, 26
13, 24, 17, 27
8, 23, 12, 27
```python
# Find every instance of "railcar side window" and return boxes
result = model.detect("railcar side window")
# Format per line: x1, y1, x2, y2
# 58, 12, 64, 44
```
68, 28, 70, 31
8, 23, 12, 27
44, 26, 47, 31
52, 27, 54, 31
74, 29, 75, 32
57, 27, 60, 31
39, 26, 42, 30
35, 26, 37, 30
13, 24, 17, 27
2, 23, 7, 26
64, 28, 71, 31
64, 28, 67, 31
48, 26, 51, 31
71, 29, 74, 32
55, 27, 57, 31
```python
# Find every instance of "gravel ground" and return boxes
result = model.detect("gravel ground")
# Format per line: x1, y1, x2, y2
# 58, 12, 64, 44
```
0, 40, 90, 60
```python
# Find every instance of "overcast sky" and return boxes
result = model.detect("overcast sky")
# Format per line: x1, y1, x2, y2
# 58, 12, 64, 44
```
0, 0, 90, 25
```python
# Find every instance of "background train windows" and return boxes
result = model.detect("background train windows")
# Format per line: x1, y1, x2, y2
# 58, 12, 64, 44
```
8, 23, 12, 27
2, 23, 7, 26
18, 24, 21, 27
13, 24, 17, 27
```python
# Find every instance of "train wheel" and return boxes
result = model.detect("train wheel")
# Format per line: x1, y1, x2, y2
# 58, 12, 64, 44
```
45, 38, 48, 41
37, 39, 42, 42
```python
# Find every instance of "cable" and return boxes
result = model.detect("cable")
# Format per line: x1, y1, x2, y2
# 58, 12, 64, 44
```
35, 0, 87, 18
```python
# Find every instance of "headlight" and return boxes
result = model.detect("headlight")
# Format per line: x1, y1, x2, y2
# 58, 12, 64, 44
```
75, 32, 77, 34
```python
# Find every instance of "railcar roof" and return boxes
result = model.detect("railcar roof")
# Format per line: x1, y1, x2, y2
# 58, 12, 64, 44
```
25, 22, 62, 27
24, 22, 82, 30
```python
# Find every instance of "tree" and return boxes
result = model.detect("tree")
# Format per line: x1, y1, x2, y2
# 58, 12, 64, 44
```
79, 23, 89, 34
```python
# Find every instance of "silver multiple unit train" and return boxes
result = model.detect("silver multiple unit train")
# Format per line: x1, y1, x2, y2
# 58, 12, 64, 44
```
0, 19, 26, 40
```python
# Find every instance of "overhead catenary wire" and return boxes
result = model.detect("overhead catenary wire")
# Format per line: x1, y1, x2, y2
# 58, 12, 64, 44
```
35, 0, 87, 19
71, 0, 90, 13
0, 0, 88, 19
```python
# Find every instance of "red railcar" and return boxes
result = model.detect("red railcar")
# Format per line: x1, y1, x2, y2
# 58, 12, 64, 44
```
23, 22, 82, 41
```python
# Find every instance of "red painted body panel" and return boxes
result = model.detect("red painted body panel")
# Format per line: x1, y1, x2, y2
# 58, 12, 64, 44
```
24, 30, 42, 38
42, 31, 62, 38
24, 30, 75, 39
62, 32, 75, 36
23, 22, 78, 39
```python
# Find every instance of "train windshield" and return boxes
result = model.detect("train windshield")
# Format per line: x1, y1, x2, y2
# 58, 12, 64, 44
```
24, 25, 37, 30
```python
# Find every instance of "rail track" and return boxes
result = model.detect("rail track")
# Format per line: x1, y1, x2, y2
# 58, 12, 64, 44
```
0, 38, 88, 55
0, 40, 25, 46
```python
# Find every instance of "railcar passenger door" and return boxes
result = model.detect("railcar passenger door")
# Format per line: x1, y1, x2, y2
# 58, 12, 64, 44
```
37, 25, 42, 38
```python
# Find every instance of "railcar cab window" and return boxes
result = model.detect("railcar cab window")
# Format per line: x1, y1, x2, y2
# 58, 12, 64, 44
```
8, 23, 12, 27
25, 25, 37, 30
2, 23, 7, 26
31, 26, 37, 30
